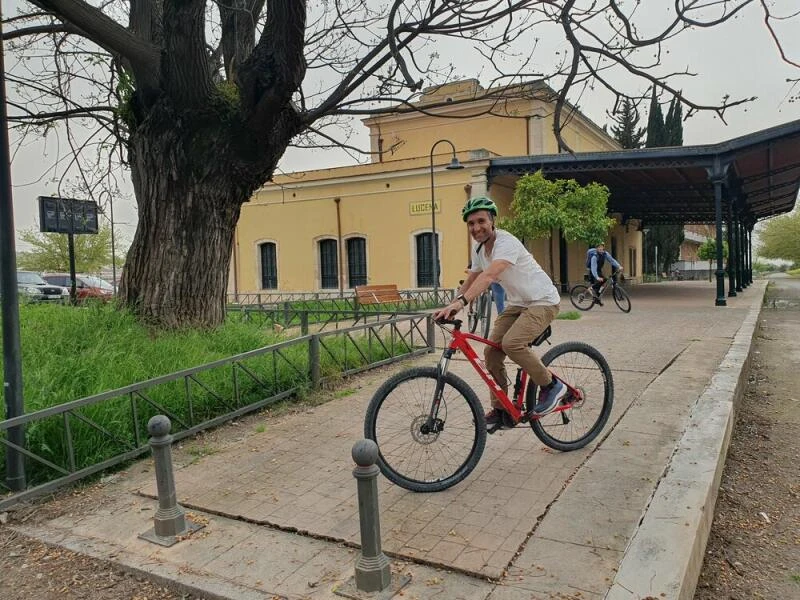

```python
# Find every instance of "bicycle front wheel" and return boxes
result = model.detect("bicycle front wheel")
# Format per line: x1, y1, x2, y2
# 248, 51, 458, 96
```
569, 284, 594, 311
364, 367, 487, 492
613, 285, 632, 313
526, 342, 613, 452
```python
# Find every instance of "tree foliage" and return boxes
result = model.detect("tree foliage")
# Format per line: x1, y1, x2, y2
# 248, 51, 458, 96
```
698, 238, 729, 261
697, 237, 729, 281
647, 226, 685, 274
6, 0, 798, 328
501, 171, 614, 278
609, 98, 645, 149
758, 211, 800, 263
16, 227, 125, 273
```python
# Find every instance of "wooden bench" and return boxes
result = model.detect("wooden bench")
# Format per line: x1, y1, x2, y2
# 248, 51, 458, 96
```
355, 284, 410, 323
354, 284, 404, 307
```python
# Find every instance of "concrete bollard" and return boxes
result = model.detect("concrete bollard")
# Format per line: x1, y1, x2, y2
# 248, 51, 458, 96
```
139, 415, 203, 547
352, 439, 391, 592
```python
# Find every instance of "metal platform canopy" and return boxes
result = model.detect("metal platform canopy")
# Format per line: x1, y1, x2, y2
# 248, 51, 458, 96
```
488, 119, 800, 306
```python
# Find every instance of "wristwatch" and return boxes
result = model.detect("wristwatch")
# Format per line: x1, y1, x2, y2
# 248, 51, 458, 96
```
456, 294, 468, 306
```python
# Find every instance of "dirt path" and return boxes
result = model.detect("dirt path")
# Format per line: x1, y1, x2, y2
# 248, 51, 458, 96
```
695, 275, 800, 599
0, 526, 205, 600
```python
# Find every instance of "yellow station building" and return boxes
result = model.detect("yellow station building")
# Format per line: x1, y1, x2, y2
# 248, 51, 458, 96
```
230, 80, 644, 295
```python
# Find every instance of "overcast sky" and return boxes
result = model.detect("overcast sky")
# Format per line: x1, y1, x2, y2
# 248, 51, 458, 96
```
6, 0, 800, 249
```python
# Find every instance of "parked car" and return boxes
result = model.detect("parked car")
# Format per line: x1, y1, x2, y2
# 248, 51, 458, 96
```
42, 273, 115, 302
14, 271, 67, 303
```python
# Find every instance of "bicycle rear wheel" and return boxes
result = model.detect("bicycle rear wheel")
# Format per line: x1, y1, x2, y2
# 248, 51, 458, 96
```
612, 285, 631, 313
364, 367, 486, 492
526, 342, 613, 452
479, 291, 492, 338
569, 284, 594, 311
468, 292, 492, 336
467, 298, 481, 333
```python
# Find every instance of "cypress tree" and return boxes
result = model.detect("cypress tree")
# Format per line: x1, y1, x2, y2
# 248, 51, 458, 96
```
668, 97, 683, 145
645, 89, 685, 276
645, 87, 667, 147
664, 97, 684, 146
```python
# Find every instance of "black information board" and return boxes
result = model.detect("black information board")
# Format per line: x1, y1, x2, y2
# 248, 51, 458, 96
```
38, 196, 99, 234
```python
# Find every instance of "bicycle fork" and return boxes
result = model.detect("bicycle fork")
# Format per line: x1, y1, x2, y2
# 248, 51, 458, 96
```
421, 347, 454, 435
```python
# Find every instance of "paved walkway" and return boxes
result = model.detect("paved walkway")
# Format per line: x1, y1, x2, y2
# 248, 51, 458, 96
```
14, 280, 766, 600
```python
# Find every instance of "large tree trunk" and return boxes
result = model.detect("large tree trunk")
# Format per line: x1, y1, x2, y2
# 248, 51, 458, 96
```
120, 100, 288, 328
123, 169, 242, 329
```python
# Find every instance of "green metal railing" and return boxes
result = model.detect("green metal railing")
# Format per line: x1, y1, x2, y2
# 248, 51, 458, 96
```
0, 314, 434, 509
227, 288, 456, 307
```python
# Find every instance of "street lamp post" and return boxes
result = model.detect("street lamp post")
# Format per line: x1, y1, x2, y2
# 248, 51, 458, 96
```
429, 139, 463, 302
0, 6, 26, 490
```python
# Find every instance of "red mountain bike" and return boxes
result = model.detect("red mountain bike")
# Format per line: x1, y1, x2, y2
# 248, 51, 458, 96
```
364, 317, 613, 492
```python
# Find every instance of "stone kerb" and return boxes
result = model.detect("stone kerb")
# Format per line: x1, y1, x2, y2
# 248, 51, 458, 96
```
605, 283, 764, 600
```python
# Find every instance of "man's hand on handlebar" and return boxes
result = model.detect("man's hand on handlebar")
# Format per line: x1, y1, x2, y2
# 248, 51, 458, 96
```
433, 299, 464, 322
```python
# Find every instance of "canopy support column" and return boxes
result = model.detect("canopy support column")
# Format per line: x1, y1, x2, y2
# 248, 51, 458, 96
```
708, 160, 730, 306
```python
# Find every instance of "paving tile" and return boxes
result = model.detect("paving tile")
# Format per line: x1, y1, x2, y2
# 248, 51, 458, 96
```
511, 537, 621, 597
426, 539, 467, 563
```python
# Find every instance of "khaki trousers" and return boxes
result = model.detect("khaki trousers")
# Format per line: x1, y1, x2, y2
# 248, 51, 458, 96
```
484, 304, 559, 408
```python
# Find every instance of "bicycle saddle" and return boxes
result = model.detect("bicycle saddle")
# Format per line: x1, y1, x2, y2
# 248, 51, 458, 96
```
528, 325, 552, 347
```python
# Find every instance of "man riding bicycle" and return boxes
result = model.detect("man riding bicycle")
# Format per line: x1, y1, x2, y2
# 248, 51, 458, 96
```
586, 243, 623, 306
433, 196, 566, 430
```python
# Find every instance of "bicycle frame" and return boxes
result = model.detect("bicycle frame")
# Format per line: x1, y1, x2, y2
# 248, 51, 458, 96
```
594, 272, 620, 298
427, 320, 582, 427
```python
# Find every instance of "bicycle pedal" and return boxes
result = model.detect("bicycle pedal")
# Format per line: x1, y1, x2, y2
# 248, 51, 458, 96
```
486, 422, 503, 435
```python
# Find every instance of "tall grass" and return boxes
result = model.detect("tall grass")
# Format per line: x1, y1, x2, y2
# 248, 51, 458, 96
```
11, 303, 282, 411
1, 303, 417, 488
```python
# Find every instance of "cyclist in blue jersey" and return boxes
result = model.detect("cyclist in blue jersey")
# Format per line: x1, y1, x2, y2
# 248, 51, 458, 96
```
586, 243, 623, 306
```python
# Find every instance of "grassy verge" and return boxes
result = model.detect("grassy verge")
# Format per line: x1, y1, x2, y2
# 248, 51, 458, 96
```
557, 310, 581, 320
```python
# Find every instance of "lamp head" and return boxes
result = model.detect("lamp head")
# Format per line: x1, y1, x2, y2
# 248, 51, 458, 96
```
446, 157, 463, 170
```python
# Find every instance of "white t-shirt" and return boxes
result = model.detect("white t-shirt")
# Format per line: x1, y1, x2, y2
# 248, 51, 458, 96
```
470, 229, 561, 307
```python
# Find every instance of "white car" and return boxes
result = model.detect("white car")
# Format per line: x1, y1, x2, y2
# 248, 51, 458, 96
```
16, 271, 66, 303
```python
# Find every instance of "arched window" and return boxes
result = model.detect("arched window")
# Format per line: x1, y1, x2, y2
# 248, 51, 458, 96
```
319, 239, 339, 289
259, 242, 277, 289
346, 237, 367, 287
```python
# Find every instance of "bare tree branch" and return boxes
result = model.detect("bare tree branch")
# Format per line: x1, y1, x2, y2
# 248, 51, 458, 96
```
29, 0, 159, 85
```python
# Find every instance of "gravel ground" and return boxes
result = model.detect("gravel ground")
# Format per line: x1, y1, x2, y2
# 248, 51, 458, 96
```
695, 279, 800, 599
0, 525, 204, 600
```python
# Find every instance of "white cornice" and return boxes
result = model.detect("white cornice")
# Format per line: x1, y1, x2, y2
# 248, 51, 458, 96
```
258, 159, 491, 195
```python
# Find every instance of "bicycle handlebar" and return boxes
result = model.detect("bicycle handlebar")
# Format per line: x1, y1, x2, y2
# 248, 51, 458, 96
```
434, 317, 463, 328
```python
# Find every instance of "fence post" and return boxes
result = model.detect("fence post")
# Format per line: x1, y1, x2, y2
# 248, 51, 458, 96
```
139, 415, 204, 547
283, 301, 291, 325
300, 311, 309, 335
310, 335, 321, 389
427, 315, 436, 353
351, 439, 391, 592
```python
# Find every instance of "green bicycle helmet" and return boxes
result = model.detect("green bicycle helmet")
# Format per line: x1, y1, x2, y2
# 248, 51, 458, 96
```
461, 196, 498, 222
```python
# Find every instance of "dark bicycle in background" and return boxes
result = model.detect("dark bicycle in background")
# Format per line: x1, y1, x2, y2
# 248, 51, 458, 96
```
569, 270, 631, 313
458, 279, 494, 338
